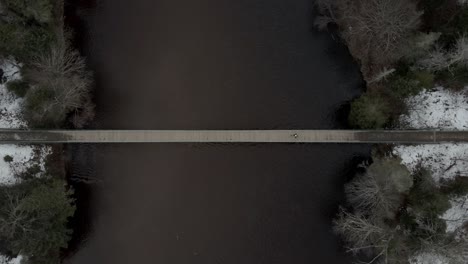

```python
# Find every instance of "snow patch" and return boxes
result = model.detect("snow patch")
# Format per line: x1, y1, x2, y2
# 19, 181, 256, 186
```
409, 253, 449, 264
0, 145, 51, 185
394, 143, 468, 182
441, 195, 468, 233
397, 88, 468, 263
0, 60, 26, 128
395, 88, 468, 181
399, 87, 468, 130
0, 255, 23, 264
0, 60, 51, 186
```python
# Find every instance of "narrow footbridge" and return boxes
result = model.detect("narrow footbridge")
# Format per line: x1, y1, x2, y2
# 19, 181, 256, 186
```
1, 130, 468, 144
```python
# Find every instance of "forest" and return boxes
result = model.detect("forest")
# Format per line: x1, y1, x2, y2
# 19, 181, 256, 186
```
0, 0, 93, 263
315, 0, 468, 263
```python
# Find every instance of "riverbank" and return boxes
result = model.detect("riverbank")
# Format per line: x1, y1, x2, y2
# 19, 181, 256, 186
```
316, 0, 468, 263
0, 0, 94, 263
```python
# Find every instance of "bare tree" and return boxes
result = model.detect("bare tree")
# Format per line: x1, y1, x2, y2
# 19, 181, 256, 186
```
415, 236, 468, 264
450, 35, 468, 66
345, 158, 412, 219
416, 35, 468, 71
0, 190, 34, 239
416, 45, 450, 71
401, 31, 442, 62
71, 95, 95, 128
24, 42, 94, 127
333, 209, 394, 263
368, 68, 395, 84
29, 42, 88, 78
345, 172, 395, 219
24, 76, 90, 126
315, 0, 423, 80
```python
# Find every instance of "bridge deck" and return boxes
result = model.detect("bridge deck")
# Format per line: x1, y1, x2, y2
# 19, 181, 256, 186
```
0, 129, 466, 144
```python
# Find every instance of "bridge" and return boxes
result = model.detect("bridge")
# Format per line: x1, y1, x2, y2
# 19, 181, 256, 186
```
1, 129, 468, 144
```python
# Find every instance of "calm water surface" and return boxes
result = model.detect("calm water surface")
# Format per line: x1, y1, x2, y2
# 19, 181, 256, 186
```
65, 1, 370, 263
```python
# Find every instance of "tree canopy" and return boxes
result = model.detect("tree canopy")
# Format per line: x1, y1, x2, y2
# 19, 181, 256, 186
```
0, 179, 75, 264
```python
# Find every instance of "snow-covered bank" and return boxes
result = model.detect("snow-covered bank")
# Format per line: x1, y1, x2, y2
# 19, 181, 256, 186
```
394, 143, 468, 182
410, 253, 449, 264
0, 255, 22, 264
0, 60, 51, 263
396, 88, 468, 263
0, 60, 51, 183
395, 88, 468, 182
0, 145, 50, 185
399, 87, 468, 130
442, 194, 468, 233
0, 60, 26, 128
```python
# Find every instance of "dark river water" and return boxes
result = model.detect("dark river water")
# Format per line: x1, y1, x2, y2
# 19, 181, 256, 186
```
64, 1, 371, 263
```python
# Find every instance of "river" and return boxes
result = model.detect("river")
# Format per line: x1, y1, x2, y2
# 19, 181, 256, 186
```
64, 0, 370, 263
